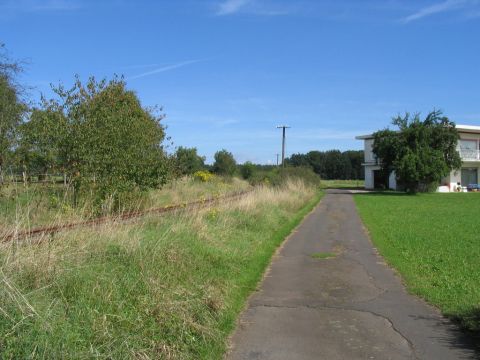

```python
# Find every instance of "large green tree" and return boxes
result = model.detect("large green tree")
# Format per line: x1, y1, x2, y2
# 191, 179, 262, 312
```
0, 43, 26, 181
213, 149, 236, 176
373, 110, 461, 193
32, 76, 170, 204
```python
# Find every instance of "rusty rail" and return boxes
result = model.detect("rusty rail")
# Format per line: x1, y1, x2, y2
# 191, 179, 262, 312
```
1, 189, 253, 243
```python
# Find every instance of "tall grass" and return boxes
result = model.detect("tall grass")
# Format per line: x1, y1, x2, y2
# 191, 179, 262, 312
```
0, 176, 251, 238
0, 180, 321, 359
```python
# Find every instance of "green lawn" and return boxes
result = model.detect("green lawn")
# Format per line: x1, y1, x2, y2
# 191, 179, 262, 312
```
320, 179, 364, 189
0, 182, 322, 359
354, 193, 480, 332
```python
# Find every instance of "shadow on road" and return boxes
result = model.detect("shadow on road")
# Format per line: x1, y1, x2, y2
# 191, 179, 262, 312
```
410, 313, 480, 359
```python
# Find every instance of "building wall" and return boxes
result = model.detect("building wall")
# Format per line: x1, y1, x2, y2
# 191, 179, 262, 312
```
450, 169, 461, 191
365, 166, 374, 189
364, 165, 397, 190
364, 139, 375, 163
447, 165, 480, 191
459, 132, 480, 141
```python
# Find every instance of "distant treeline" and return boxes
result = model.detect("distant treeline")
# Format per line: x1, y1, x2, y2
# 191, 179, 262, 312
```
286, 150, 364, 180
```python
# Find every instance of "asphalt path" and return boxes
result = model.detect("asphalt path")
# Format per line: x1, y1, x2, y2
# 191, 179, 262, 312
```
227, 189, 478, 360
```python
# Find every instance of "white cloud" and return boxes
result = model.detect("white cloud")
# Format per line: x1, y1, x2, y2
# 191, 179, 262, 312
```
128, 60, 203, 80
401, 0, 470, 23
216, 0, 251, 15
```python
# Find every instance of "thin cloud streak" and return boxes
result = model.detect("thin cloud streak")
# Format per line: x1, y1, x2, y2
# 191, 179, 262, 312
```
216, 0, 251, 15
128, 60, 203, 80
401, 0, 468, 23
214, 0, 290, 16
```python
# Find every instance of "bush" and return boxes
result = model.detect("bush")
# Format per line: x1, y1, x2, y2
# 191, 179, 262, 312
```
249, 166, 320, 187
240, 162, 255, 180
193, 170, 215, 182
213, 150, 236, 176
175, 146, 205, 175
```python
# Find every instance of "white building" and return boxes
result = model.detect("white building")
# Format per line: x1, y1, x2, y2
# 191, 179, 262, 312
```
356, 124, 480, 191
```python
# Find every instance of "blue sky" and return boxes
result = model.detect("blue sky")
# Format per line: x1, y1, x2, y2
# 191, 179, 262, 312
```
1, 0, 480, 164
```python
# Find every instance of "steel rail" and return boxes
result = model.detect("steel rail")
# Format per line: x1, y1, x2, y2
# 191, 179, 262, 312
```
1, 189, 253, 243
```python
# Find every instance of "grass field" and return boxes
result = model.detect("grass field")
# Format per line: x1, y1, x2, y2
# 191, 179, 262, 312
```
0, 180, 322, 359
320, 179, 364, 189
354, 193, 480, 333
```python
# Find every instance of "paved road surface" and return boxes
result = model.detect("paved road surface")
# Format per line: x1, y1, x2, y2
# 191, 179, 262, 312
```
227, 190, 478, 360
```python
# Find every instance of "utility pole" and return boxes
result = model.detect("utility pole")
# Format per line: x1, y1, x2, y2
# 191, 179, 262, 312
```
276, 125, 290, 167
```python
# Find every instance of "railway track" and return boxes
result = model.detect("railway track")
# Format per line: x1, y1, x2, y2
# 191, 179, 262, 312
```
1, 189, 253, 244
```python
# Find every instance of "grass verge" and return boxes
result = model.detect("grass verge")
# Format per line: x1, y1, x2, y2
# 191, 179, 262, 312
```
0, 180, 322, 359
320, 179, 364, 189
354, 192, 480, 333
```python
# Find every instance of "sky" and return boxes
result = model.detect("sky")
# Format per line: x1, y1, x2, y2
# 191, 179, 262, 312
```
1, 0, 480, 164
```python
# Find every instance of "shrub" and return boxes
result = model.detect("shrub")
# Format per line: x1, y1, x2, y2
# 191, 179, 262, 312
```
240, 161, 256, 180
193, 170, 214, 182
175, 146, 205, 175
213, 150, 236, 176
249, 166, 320, 187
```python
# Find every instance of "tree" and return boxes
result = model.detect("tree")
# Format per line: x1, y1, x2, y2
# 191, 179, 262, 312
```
373, 110, 461, 193
287, 153, 311, 168
16, 106, 68, 178
0, 43, 26, 182
286, 150, 364, 180
343, 150, 364, 180
213, 149, 236, 176
175, 146, 205, 175
240, 161, 255, 180
36, 75, 170, 205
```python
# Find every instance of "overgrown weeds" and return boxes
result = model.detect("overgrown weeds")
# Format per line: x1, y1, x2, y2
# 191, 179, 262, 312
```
0, 179, 321, 359
0, 176, 250, 238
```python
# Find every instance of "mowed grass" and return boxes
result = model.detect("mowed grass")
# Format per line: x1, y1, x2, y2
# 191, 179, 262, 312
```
320, 179, 364, 189
0, 181, 322, 359
354, 193, 480, 332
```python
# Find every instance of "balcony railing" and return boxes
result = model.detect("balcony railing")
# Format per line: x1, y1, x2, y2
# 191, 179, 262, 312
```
459, 149, 480, 161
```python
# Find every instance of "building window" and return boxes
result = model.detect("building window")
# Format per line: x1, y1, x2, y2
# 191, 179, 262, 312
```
459, 140, 479, 160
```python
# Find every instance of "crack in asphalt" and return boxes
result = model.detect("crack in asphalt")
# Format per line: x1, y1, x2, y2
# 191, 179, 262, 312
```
250, 302, 419, 359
